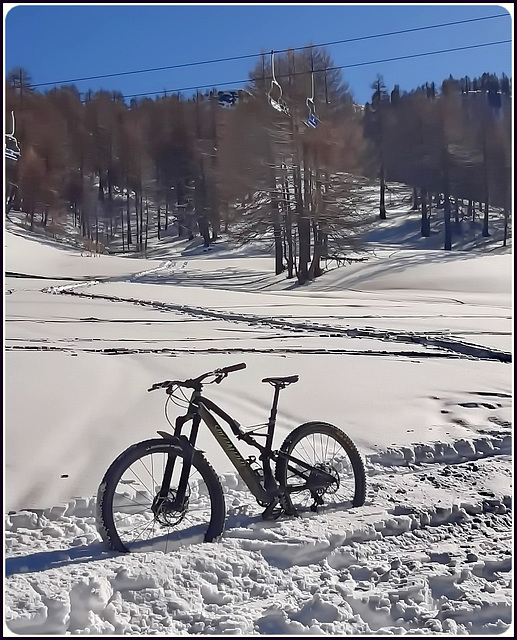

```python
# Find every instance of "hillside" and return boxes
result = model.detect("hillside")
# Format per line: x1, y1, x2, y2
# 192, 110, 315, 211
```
4, 184, 513, 636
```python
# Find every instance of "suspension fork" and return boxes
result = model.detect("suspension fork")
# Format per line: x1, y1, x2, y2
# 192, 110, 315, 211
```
156, 393, 201, 510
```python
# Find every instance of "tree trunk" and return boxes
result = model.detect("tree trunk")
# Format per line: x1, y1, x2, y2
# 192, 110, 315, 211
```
139, 194, 144, 250
482, 135, 490, 237
198, 216, 210, 247
270, 170, 284, 275
441, 137, 452, 250
135, 193, 140, 251
443, 195, 452, 250
121, 207, 125, 252
482, 201, 490, 237
210, 207, 220, 241
379, 165, 387, 219
283, 175, 295, 279
468, 199, 474, 222
126, 191, 132, 246
95, 204, 99, 254
210, 94, 220, 241
297, 216, 311, 283
420, 188, 430, 237
296, 158, 310, 284
285, 209, 295, 279
196, 161, 211, 247
308, 222, 324, 280
145, 195, 149, 254
411, 187, 420, 210
273, 216, 284, 275
308, 169, 324, 280
503, 207, 509, 247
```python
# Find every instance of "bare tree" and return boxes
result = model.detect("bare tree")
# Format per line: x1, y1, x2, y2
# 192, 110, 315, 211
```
363, 75, 391, 220
227, 46, 368, 283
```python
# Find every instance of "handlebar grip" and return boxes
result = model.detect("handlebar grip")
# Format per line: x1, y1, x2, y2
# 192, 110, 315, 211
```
220, 362, 246, 374
148, 381, 172, 392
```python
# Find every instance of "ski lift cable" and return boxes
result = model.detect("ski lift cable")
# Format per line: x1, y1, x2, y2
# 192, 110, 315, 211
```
116, 40, 512, 102
35, 41, 510, 104
26, 13, 509, 89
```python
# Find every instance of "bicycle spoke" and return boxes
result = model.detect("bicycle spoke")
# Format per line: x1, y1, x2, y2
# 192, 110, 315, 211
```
106, 448, 217, 551
278, 425, 363, 513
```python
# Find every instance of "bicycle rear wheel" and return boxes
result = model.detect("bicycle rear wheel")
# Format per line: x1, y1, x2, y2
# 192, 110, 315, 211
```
275, 422, 366, 513
96, 438, 225, 553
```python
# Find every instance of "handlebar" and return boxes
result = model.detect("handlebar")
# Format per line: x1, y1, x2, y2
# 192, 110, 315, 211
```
219, 362, 247, 374
148, 362, 246, 392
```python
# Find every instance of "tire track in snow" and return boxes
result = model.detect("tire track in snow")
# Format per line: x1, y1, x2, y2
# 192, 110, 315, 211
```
44, 287, 512, 364
4, 341, 468, 359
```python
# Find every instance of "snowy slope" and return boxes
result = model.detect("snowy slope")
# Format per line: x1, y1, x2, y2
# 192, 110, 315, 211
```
4, 201, 513, 635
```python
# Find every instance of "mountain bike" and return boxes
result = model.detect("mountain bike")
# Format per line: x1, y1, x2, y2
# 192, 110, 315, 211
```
96, 363, 366, 553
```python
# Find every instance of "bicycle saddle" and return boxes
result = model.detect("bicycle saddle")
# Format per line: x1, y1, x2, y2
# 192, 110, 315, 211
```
262, 375, 299, 386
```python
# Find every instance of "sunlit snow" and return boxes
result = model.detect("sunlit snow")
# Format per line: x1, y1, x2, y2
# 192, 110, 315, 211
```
4, 192, 513, 636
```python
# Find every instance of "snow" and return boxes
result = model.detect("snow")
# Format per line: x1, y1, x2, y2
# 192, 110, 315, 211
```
4, 196, 513, 636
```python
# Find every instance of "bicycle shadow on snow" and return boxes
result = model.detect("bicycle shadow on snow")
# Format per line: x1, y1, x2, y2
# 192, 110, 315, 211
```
4, 517, 254, 577
5, 505, 355, 577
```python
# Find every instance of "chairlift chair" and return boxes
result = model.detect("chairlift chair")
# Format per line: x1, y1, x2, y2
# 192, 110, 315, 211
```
303, 64, 319, 129
5, 111, 21, 162
268, 51, 290, 116
217, 90, 239, 108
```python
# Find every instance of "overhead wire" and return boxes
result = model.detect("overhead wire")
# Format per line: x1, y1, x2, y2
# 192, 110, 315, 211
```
25, 12, 510, 92
120, 40, 512, 101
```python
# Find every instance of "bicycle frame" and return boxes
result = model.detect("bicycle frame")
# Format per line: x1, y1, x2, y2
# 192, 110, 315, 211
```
156, 383, 337, 513
174, 386, 273, 505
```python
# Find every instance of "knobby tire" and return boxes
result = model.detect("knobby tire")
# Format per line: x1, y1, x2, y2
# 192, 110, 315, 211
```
275, 421, 366, 512
96, 438, 225, 553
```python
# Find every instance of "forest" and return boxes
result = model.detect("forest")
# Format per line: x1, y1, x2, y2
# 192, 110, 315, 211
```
5, 46, 512, 284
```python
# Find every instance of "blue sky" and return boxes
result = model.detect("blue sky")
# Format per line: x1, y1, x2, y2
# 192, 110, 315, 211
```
4, 4, 513, 105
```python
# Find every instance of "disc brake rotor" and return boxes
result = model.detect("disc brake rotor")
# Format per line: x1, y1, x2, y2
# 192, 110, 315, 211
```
152, 488, 189, 527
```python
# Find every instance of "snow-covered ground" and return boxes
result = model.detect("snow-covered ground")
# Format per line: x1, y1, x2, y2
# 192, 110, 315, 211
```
4, 198, 513, 635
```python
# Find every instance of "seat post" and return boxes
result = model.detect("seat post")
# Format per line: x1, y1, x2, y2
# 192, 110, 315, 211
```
266, 385, 282, 449
260, 384, 283, 496
260, 375, 298, 449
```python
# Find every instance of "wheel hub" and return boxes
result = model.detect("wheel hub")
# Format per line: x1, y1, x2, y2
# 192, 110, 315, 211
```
313, 463, 340, 495
152, 489, 189, 527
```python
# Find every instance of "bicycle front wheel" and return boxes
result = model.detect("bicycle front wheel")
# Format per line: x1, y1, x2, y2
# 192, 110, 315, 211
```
275, 422, 366, 513
96, 438, 225, 553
